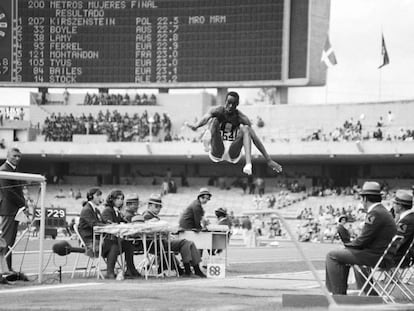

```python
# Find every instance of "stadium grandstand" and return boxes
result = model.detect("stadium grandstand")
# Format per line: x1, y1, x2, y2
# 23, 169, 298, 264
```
0, 90, 411, 245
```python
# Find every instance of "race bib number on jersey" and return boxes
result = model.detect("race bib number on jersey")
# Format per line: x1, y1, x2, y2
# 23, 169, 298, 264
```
220, 122, 238, 141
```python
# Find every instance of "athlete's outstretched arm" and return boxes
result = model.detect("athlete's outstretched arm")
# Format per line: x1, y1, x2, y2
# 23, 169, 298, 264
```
186, 111, 213, 131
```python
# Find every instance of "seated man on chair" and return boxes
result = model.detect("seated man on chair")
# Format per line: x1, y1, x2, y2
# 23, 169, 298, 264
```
101, 190, 140, 278
143, 194, 206, 278
78, 188, 120, 279
392, 190, 414, 265
325, 181, 397, 295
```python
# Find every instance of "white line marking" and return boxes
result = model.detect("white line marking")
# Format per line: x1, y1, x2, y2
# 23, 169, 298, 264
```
0, 283, 101, 294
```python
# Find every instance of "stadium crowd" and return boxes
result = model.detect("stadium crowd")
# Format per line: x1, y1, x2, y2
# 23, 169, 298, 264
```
83, 93, 157, 106
302, 111, 414, 142
0, 107, 26, 124
41, 110, 172, 142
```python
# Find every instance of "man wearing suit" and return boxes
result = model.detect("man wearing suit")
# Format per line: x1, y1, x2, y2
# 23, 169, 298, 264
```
325, 181, 397, 295
144, 194, 206, 278
392, 190, 414, 265
78, 188, 120, 279
0, 148, 26, 272
179, 188, 211, 231
101, 190, 140, 278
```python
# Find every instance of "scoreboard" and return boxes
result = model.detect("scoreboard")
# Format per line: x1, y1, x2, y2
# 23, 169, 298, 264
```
0, 0, 329, 88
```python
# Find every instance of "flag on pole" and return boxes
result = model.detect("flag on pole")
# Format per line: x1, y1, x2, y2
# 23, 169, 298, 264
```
321, 36, 337, 68
378, 33, 390, 69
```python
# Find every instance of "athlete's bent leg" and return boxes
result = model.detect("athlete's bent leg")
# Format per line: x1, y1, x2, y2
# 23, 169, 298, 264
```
209, 118, 225, 159
228, 125, 252, 175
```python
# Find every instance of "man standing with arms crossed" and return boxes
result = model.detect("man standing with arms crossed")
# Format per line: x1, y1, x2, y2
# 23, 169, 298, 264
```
0, 148, 26, 272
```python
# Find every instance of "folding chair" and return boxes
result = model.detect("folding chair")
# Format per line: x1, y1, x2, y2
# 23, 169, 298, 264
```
379, 236, 414, 301
355, 235, 404, 303
71, 223, 103, 279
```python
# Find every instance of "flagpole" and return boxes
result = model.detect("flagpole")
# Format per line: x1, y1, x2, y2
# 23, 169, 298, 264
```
378, 67, 382, 103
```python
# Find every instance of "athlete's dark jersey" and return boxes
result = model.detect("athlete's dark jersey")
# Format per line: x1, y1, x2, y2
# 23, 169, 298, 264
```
210, 106, 243, 142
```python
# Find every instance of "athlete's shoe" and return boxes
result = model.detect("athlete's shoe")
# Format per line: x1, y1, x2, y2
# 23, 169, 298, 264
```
243, 163, 252, 175
201, 130, 211, 152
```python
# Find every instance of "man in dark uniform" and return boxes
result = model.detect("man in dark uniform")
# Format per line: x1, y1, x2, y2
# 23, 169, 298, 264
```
0, 148, 26, 272
392, 190, 414, 265
179, 188, 211, 231
325, 181, 397, 295
143, 194, 206, 278
186, 91, 282, 176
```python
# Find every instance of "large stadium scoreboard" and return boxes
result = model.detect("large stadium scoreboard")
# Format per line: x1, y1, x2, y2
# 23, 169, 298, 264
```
0, 0, 329, 88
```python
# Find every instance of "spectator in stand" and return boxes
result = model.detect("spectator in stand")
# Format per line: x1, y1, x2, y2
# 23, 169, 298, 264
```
336, 215, 351, 243
63, 89, 69, 105
256, 116, 265, 128
387, 110, 394, 124
255, 177, 265, 197
377, 116, 384, 128
241, 216, 256, 247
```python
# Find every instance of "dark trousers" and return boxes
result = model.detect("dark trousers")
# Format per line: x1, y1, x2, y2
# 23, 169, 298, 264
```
171, 239, 201, 265
86, 238, 120, 275
0, 216, 18, 271
325, 248, 380, 295
120, 239, 138, 273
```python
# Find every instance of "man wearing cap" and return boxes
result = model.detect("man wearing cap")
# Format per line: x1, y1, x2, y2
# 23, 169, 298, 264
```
392, 190, 414, 265
121, 193, 140, 222
179, 188, 211, 231
143, 194, 206, 278
325, 181, 397, 295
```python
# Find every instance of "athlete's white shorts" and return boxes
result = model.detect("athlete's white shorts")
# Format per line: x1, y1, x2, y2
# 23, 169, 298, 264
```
209, 140, 242, 164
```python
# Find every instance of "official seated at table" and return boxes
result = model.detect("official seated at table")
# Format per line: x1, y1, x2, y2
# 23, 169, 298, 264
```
121, 193, 141, 223
77, 188, 120, 279
101, 190, 140, 278
178, 188, 212, 231
143, 194, 206, 278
